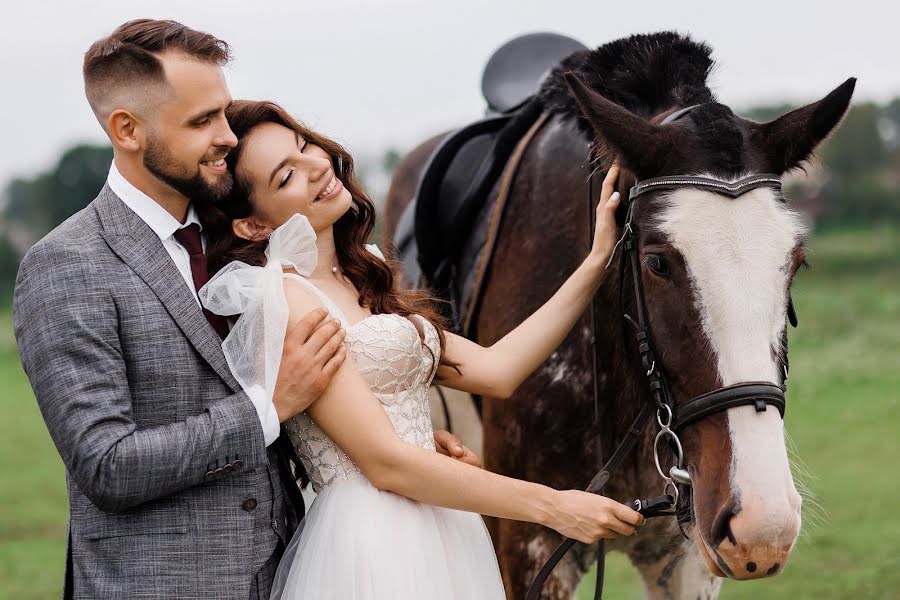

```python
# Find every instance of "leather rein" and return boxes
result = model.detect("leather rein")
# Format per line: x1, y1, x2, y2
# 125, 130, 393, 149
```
526, 105, 795, 600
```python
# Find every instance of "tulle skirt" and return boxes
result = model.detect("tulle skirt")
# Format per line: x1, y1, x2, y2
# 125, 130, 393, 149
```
271, 474, 506, 599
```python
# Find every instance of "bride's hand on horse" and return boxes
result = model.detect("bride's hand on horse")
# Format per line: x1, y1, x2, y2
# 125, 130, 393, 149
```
589, 162, 622, 268
546, 489, 644, 543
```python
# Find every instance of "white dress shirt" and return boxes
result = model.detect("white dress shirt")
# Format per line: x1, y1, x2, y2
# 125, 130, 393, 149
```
107, 162, 280, 446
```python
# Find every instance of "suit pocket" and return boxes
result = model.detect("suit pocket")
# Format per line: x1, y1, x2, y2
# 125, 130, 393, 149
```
82, 497, 190, 540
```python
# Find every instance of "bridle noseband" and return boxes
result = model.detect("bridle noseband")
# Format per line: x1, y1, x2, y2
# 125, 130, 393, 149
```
527, 104, 795, 600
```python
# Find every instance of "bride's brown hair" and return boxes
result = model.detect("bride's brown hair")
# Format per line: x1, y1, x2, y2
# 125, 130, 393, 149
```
200, 100, 453, 369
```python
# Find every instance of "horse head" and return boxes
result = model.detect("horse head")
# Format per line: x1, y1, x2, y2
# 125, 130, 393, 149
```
563, 58, 854, 579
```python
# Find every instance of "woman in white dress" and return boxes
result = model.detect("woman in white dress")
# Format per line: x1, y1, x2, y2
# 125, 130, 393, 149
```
199, 100, 643, 599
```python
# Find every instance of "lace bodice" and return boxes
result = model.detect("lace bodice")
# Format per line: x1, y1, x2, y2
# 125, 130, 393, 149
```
283, 278, 441, 493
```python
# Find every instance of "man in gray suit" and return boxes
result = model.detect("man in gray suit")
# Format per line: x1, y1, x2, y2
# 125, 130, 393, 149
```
14, 19, 478, 599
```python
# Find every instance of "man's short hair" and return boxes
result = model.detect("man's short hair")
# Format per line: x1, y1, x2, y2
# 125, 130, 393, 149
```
83, 19, 231, 130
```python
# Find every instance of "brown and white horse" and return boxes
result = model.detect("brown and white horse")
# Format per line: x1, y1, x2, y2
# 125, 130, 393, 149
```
384, 33, 854, 599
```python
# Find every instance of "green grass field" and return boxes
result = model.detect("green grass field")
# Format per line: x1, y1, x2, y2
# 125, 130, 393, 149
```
1, 227, 898, 599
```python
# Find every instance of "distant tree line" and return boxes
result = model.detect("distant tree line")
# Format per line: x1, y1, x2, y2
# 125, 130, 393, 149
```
2, 98, 898, 304
0, 145, 112, 303
744, 98, 900, 224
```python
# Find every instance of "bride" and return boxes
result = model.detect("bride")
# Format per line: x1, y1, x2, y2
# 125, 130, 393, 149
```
199, 100, 642, 599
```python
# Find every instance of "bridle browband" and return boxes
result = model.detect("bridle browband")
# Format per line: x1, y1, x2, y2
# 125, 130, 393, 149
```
526, 104, 795, 600
630, 173, 784, 201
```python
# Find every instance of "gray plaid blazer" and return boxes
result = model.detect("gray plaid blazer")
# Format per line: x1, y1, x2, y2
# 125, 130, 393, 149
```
14, 185, 300, 599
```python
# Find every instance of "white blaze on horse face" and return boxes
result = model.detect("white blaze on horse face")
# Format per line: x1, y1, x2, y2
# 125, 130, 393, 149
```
655, 183, 805, 545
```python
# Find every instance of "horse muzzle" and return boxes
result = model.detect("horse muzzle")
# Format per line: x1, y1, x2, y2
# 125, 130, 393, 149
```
696, 488, 802, 579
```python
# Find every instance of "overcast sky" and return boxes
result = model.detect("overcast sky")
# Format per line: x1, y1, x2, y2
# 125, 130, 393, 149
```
2, 0, 897, 191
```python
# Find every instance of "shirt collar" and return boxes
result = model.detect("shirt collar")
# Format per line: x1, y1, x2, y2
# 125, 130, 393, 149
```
107, 161, 202, 242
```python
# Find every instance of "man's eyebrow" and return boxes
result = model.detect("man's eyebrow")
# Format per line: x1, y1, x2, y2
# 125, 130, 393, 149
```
268, 132, 302, 187
187, 100, 233, 123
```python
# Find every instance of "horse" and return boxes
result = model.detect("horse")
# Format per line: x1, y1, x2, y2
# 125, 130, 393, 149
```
383, 32, 855, 599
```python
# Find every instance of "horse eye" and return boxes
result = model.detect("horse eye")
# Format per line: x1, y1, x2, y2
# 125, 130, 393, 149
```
646, 254, 670, 278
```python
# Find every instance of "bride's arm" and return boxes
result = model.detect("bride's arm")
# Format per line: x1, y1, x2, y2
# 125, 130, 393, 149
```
283, 279, 642, 543
436, 164, 620, 398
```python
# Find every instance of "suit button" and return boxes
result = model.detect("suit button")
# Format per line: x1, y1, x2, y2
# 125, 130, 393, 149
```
214, 468, 225, 479
233, 459, 243, 470
203, 471, 215, 482
223, 463, 234, 474
242, 498, 258, 511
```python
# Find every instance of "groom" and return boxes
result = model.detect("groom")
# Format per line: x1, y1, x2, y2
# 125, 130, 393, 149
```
14, 19, 479, 600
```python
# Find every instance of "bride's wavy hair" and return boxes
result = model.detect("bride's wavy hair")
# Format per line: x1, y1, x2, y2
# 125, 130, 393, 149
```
199, 100, 453, 371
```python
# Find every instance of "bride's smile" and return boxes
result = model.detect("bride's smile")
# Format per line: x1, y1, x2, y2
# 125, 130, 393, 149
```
232, 121, 353, 234
313, 173, 343, 202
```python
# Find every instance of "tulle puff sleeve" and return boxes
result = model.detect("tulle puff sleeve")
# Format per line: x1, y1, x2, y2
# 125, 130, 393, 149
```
198, 213, 319, 414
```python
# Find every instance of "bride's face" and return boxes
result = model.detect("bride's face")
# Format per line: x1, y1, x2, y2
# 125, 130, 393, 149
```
237, 122, 353, 233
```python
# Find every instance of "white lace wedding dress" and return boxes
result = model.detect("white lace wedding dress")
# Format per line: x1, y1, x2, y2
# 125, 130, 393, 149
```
271, 273, 506, 599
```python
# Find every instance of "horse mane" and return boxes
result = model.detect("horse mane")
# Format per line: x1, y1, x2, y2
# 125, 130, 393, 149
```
537, 31, 717, 125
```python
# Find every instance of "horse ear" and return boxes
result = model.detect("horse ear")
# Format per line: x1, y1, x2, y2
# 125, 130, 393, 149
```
750, 77, 856, 174
564, 72, 678, 177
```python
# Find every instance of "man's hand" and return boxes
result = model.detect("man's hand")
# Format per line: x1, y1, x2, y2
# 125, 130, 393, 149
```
434, 430, 482, 468
273, 308, 347, 422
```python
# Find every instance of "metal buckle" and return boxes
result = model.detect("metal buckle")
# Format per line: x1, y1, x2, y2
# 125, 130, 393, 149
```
632, 494, 676, 518
605, 221, 633, 269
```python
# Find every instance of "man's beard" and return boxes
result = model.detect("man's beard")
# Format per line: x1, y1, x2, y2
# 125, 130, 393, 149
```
144, 135, 233, 204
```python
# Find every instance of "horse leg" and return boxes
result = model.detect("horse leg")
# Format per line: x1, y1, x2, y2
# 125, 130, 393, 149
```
629, 538, 722, 600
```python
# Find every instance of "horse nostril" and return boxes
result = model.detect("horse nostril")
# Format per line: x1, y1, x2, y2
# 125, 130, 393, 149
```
767, 563, 780, 575
710, 500, 740, 547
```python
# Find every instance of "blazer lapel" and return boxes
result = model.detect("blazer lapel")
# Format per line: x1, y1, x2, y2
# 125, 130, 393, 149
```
94, 185, 241, 393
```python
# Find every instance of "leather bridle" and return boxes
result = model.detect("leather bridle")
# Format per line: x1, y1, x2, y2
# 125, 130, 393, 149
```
526, 105, 796, 600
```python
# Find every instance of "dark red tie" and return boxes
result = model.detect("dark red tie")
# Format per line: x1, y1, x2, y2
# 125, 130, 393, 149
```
173, 223, 230, 340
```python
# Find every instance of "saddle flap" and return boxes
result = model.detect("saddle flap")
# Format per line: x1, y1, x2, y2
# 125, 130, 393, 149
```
411, 115, 513, 279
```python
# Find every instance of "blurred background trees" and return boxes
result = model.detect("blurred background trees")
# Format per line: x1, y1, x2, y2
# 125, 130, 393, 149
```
0, 144, 112, 300
1, 96, 898, 305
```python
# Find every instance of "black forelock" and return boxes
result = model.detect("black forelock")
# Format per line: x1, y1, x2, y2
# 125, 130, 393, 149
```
684, 103, 746, 175
538, 32, 717, 128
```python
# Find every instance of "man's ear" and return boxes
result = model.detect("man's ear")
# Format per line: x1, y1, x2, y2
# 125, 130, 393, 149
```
232, 217, 273, 242
107, 109, 142, 153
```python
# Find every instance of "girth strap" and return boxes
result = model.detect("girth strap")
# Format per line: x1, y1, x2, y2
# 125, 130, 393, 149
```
674, 381, 786, 434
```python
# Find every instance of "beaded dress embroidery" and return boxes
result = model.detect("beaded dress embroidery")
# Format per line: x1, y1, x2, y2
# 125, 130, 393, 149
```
283, 308, 440, 494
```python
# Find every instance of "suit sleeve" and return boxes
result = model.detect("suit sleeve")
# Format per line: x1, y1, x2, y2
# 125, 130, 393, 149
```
13, 240, 268, 513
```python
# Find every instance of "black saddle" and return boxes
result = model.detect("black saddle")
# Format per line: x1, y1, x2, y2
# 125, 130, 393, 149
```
393, 32, 586, 331
483, 32, 589, 114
